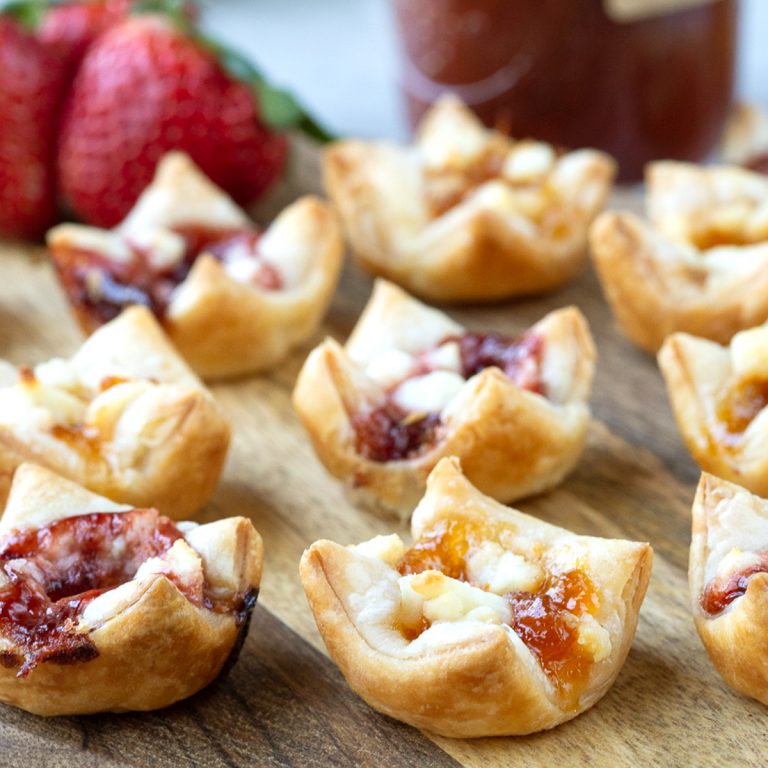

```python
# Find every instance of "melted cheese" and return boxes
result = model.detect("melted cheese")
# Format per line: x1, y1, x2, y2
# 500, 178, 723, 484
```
129, 228, 186, 271
423, 341, 462, 374
503, 142, 555, 183
352, 534, 407, 567
715, 547, 764, 582
400, 570, 511, 626
466, 542, 545, 594
0, 376, 87, 429
391, 371, 465, 413
364, 349, 415, 389
731, 325, 768, 379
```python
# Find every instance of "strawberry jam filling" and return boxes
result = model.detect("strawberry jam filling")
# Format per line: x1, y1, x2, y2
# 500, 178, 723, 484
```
0, 509, 183, 677
701, 553, 768, 615
352, 330, 544, 462
395, 519, 599, 698
53, 225, 281, 329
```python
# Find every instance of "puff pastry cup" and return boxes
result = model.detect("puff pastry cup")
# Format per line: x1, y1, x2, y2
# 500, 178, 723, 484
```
0, 306, 230, 519
690, 473, 768, 705
722, 103, 768, 173
293, 279, 595, 517
591, 160, 768, 352
300, 458, 652, 737
658, 323, 768, 497
0, 464, 262, 716
48, 151, 343, 379
324, 96, 615, 303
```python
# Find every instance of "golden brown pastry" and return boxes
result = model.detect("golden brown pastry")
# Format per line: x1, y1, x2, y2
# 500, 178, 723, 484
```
0, 463, 262, 715
591, 160, 768, 352
48, 151, 343, 379
690, 472, 768, 705
722, 103, 768, 172
324, 95, 615, 303
300, 457, 652, 737
658, 324, 768, 497
293, 279, 595, 517
0, 306, 230, 519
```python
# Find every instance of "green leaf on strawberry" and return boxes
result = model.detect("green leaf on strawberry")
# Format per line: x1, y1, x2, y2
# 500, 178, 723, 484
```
202, 35, 334, 143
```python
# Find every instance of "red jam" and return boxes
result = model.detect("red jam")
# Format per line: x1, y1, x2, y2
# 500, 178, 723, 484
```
715, 378, 768, 441
395, 519, 598, 699
352, 330, 544, 462
52, 225, 281, 331
701, 553, 768, 616
352, 401, 442, 462
0, 509, 182, 676
450, 330, 545, 394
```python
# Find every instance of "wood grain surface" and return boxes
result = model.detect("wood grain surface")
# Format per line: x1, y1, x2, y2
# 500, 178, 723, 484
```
0, 152, 763, 767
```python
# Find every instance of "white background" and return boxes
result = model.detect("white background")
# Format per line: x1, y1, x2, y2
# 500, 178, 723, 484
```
205, 0, 768, 141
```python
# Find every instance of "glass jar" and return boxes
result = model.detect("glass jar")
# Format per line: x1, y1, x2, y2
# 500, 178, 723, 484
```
394, 0, 738, 180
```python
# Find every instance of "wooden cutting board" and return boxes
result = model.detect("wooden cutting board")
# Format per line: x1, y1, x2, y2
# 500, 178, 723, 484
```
0, 141, 763, 767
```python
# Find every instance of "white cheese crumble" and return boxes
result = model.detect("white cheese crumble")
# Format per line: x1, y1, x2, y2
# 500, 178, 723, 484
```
715, 547, 764, 582
466, 542, 545, 594
731, 325, 768, 379
399, 570, 511, 626
503, 142, 556, 183
391, 371, 465, 413
352, 534, 407, 567
364, 349, 415, 389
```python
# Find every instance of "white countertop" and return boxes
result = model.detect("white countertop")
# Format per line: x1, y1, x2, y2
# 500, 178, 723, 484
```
206, 0, 767, 141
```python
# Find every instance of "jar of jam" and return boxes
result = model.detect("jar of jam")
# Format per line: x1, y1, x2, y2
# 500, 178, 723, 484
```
393, 0, 738, 180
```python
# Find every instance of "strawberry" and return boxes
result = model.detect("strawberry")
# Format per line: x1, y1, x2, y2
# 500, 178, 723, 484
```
37, 0, 132, 80
57, 14, 289, 227
0, 16, 62, 239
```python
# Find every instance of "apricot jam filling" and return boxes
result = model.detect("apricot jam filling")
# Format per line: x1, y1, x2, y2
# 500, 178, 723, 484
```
53, 225, 281, 329
426, 149, 507, 218
0, 509, 182, 676
701, 553, 768, 616
352, 331, 544, 462
714, 377, 768, 442
395, 519, 600, 698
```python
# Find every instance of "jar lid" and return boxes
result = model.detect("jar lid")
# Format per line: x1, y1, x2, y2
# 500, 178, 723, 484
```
604, 0, 719, 22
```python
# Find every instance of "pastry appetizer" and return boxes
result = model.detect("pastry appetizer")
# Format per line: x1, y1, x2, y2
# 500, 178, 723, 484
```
0, 464, 262, 715
300, 458, 652, 737
722, 103, 768, 174
0, 306, 230, 519
324, 95, 615, 303
48, 151, 343, 379
659, 324, 768, 497
591, 160, 768, 352
690, 473, 768, 705
293, 280, 595, 517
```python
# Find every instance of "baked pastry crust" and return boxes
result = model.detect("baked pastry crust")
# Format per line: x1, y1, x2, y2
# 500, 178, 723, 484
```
324, 95, 615, 303
591, 161, 768, 352
0, 464, 263, 716
722, 103, 768, 168
48, 151, 344, 379
300, 457, 652, 737
658, 325, 768, 497
0, 306, 230, 519
689, 473, 768, 705
293, 279, 595, 517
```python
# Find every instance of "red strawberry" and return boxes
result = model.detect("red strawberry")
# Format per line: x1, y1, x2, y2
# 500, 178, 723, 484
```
37, 0, 131, 79
0, 16, 62, 239
57, 14, 288, 227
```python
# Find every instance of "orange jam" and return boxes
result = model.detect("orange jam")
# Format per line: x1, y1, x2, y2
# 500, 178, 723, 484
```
507, 569, 599, 696
715, 377, 768, 439
690, 226, 768, 252
395, 519, 599, 700
397, 519, 482, 581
